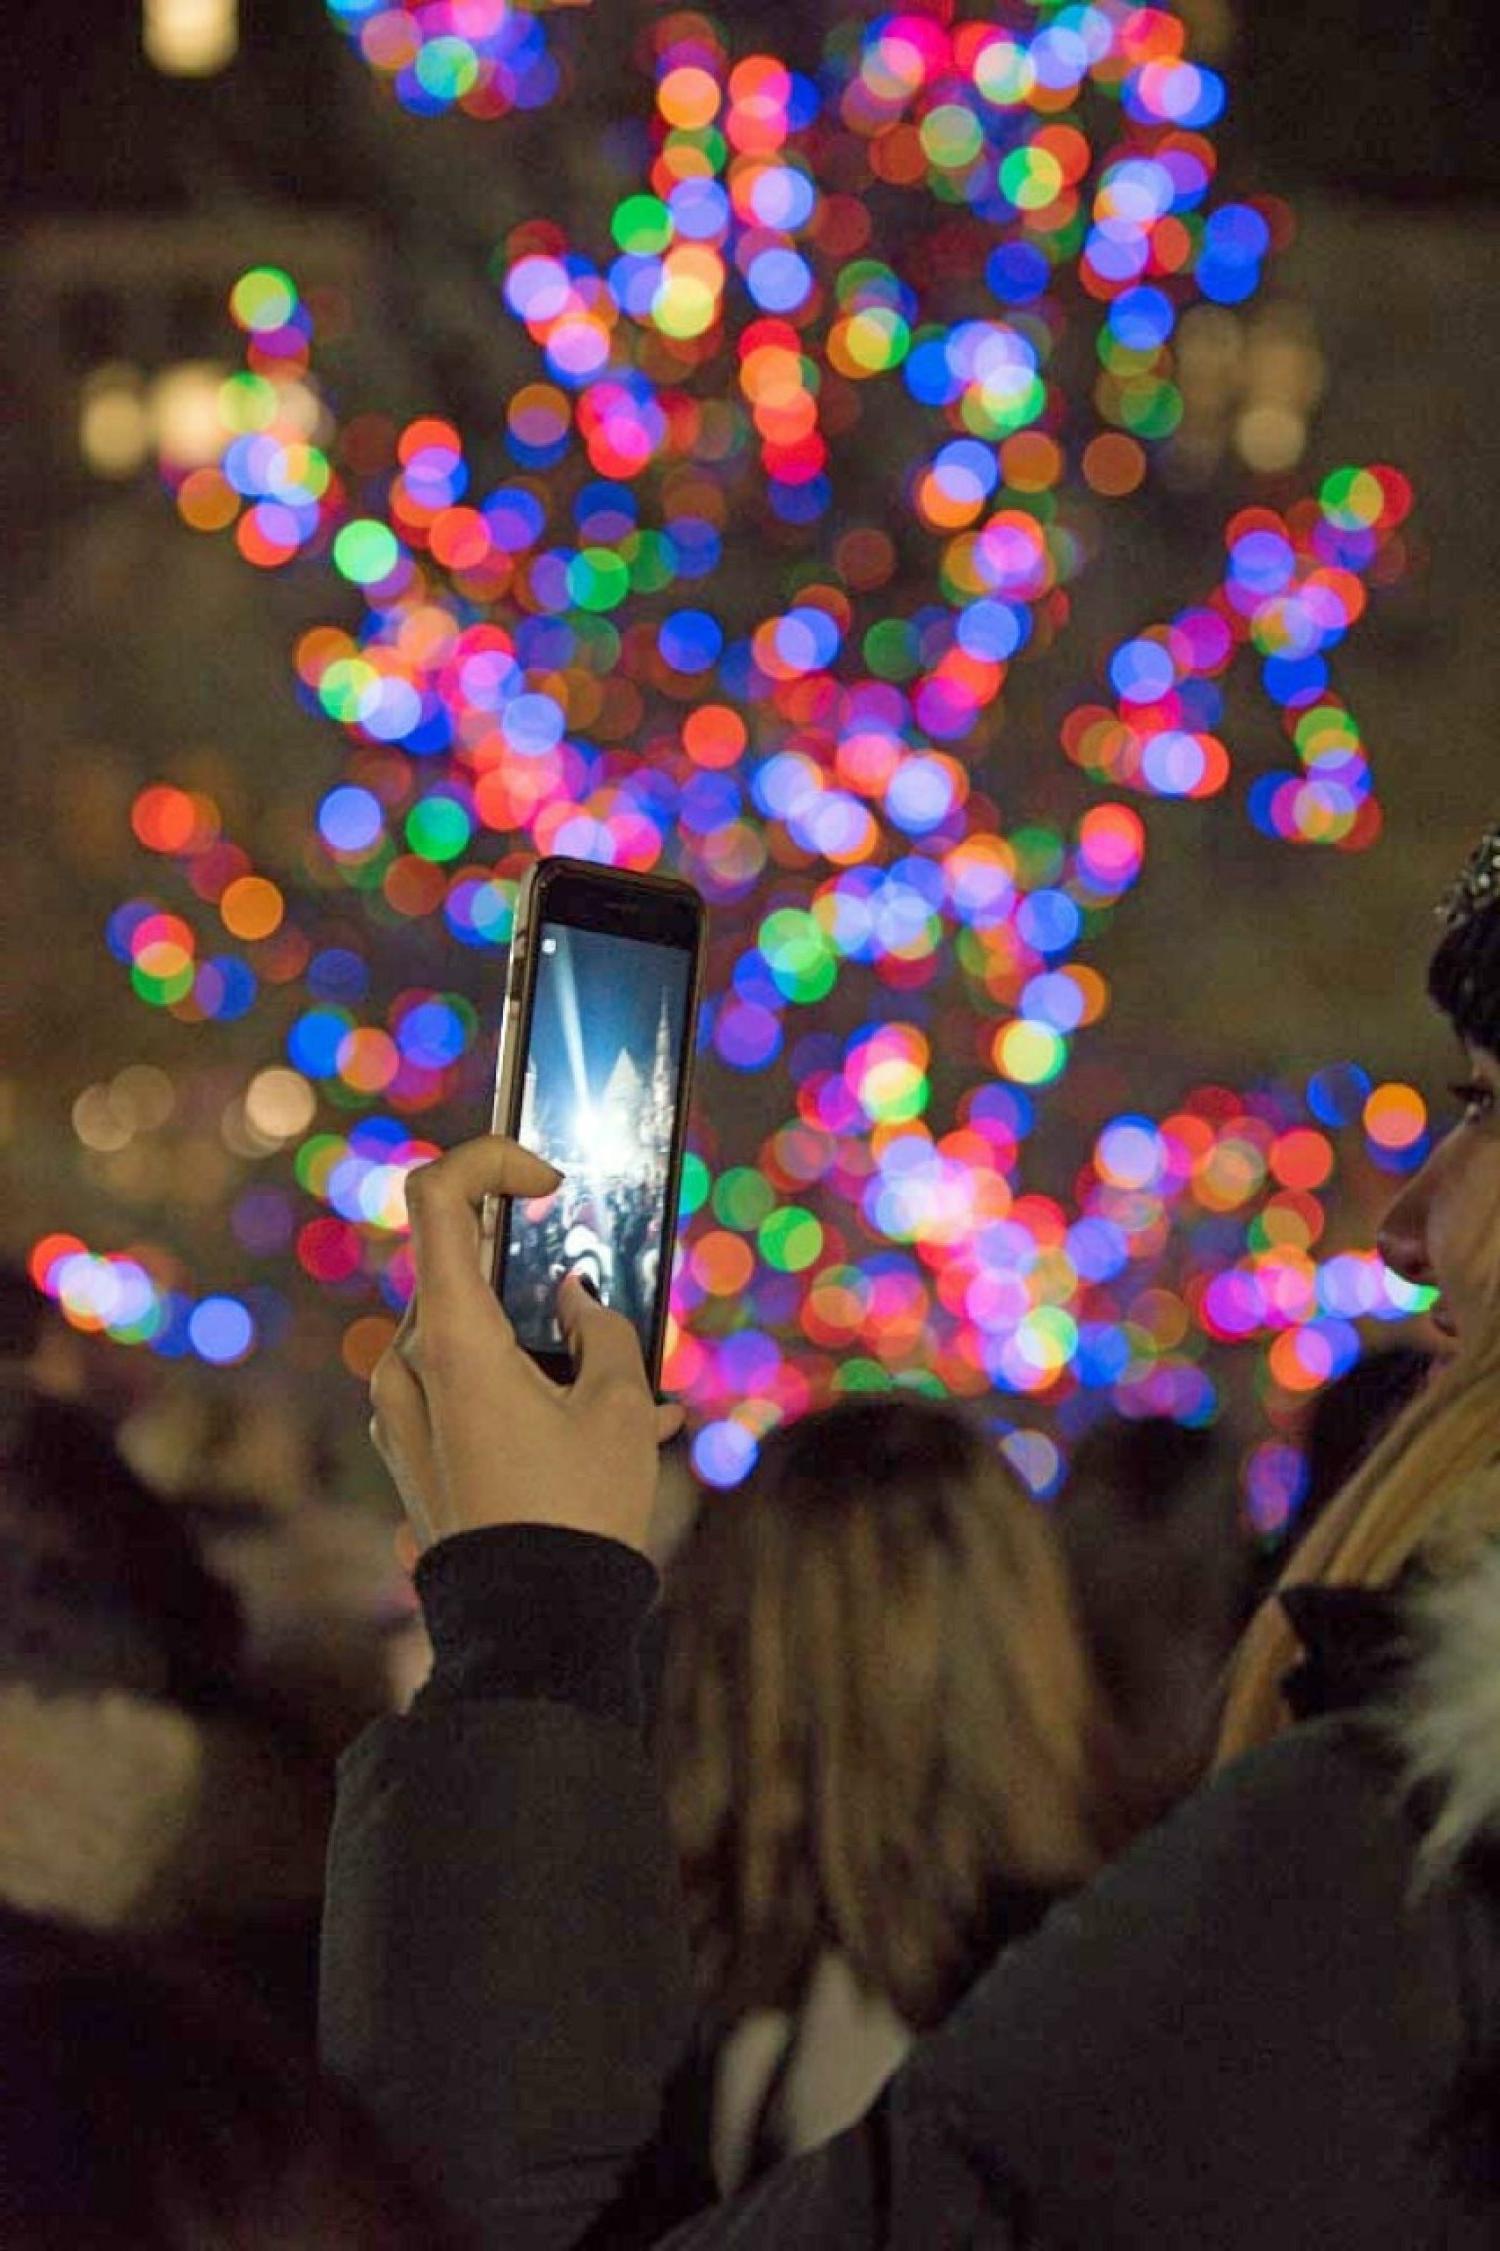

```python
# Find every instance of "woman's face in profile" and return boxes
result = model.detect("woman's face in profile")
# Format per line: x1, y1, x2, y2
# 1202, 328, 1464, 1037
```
1378, 1042, 1500, 1350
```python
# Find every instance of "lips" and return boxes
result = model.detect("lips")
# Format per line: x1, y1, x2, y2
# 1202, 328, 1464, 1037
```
1430, 1301, 1459, 1343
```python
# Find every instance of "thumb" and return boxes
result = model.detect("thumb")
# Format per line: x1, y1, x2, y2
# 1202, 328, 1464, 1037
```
557, 1271, 650, 1397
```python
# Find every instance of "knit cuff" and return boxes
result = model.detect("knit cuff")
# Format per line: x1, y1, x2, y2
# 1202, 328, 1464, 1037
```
411, 1523, 659, 1728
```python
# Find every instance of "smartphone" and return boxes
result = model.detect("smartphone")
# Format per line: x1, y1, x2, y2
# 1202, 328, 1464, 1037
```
488, 856, 707, 1389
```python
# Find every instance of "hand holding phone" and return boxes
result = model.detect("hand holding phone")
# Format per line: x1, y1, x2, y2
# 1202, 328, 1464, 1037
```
487, 858, 707, 1390
370, 1136, 684, 1558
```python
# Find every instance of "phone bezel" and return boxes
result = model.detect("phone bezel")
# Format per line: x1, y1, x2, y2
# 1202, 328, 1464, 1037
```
488, 856, 706, 1390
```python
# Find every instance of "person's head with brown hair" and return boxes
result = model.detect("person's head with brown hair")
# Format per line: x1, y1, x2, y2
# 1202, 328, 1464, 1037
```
1217, 824, 1500, 1764
657, 1393, 1113, 2036
0, 1907, 446, 2249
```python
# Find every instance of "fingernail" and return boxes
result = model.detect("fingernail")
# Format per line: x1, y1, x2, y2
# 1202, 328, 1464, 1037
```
573, 1273, 601, 1303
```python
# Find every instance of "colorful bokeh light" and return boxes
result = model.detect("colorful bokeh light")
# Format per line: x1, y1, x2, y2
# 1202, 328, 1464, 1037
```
55, 1, 1430, 1535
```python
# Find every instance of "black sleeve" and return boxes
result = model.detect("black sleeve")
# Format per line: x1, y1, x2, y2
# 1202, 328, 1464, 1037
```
862, 1718, 1455, 2251
411, 1522, 660, 1727
322, 1680, 1016, 2251
321, 1689, 707, 2251
640, 2076, 1015, 2251
651, 1719, 1450, 2250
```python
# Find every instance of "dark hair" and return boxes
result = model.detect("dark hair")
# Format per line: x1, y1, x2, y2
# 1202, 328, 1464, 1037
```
1298, 1346, 1432, 1533
1429, 898, 1500, 1057
0, 1264, 47, 1363
1056, 1417, 1247, 1823
0, 1908, 447, 2249
0, 1389, 244, 1708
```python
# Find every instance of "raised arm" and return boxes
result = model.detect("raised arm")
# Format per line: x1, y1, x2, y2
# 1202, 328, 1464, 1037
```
318, 1135, 1012, 2248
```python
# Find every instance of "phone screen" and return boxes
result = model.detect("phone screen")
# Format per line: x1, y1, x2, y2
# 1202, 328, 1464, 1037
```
499, 916, 694, 1366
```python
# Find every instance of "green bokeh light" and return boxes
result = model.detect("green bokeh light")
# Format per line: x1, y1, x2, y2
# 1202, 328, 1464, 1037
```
677, 1151, 711, 1218
712, 1166, 777, 1231
566, 547, 632, 612
612, 194, 675, 255
333, 521, 401, 586
758, 1207, 824, 1272
405, 797, 473, 863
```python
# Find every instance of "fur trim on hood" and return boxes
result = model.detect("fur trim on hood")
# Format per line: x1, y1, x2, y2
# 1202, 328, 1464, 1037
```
1395, 1511, 1500, 1884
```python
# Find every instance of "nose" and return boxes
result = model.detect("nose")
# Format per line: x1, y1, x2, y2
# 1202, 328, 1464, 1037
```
1376, 1165, 1435, 1290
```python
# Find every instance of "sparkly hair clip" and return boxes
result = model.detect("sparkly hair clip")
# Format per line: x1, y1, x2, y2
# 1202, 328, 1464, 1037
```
1437, 824, 1500, 930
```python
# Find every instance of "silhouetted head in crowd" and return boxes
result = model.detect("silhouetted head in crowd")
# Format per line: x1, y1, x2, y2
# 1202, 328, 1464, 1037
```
0, 1907, 443, 2248
0, 1263, 47, 1364
1219, 823, 1500, 1761
0, 1382, 244, 1709
0, 1259, 154, 1426
1062, 1413, 1224, 1535
1057, 1415, 1247, 1821
657, 1393, 1113, 2035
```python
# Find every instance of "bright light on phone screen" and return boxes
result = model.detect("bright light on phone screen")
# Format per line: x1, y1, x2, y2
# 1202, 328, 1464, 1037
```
502, 920, 692, 1362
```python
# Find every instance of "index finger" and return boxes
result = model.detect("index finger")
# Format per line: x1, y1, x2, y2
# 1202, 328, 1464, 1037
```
404, 1137, 561, 1308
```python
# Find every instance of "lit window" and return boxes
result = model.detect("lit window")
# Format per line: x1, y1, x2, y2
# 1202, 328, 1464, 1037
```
151, 362, 230, 471
79, 365, 150, 478
143, 0, 238, 76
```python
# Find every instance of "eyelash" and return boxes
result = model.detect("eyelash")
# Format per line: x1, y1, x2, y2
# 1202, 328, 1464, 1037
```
1449, 1080, 1496, 1123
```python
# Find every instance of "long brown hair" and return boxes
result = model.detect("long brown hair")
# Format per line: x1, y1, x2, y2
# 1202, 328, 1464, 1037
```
657, 1396, 1111, 2033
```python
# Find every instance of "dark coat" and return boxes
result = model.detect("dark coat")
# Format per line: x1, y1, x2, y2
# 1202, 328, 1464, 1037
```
320, 1526, 1500, 2250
